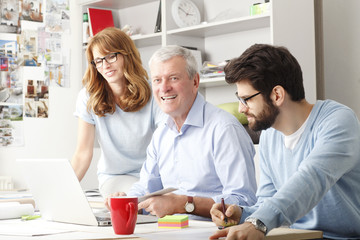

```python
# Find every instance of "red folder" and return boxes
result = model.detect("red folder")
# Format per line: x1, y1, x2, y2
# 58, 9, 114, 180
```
87, 8, 115, 36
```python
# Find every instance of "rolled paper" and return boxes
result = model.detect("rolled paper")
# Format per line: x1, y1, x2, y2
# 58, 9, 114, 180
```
0, 202, 35, 220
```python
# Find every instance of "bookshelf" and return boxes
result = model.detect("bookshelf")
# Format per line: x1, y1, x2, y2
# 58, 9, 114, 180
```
77, 0, 317, 105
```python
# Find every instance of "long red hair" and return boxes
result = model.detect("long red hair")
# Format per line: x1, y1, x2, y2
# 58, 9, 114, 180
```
83, 27, 150, 116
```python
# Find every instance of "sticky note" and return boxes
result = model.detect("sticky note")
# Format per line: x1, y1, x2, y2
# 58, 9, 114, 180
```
158, 215, 189, 229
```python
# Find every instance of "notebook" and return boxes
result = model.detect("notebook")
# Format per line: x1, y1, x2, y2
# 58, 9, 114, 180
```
16, 158, 158, 226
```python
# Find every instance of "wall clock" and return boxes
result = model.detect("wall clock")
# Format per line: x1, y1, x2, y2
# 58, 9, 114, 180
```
171, 0, 201, 28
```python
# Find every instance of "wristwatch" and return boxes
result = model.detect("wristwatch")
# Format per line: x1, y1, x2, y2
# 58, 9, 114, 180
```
184, 196, 195, 213
245, 217, 267, 234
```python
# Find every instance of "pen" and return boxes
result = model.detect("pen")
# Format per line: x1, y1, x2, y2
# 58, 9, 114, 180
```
218, 198, 228, 230
221, 198, 227, 224
21, 214, 41, 221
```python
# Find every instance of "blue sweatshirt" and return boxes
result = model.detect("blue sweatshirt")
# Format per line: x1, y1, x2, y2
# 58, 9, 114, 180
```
241, 100, 360, 239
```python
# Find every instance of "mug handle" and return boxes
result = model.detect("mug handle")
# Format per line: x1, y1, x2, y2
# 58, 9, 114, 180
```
126, 202, 136, 229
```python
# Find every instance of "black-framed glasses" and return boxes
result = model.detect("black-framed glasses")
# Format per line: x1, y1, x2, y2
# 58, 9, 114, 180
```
235, 91, 261, 108
91, 52, 121, 68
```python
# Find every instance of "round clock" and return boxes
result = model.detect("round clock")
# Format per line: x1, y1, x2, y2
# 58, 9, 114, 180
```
171, 0, 201, 28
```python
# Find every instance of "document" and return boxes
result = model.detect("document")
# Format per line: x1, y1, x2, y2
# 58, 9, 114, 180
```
0, 219, 74, 237
139, 187, 178, 202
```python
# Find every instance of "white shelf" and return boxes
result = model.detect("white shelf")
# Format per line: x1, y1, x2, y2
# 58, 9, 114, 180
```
167, 14, 270, 38
77, 0, 317, 105
131, 33, 162, 48
78, 0, 156, 9
199, 77, 225, 88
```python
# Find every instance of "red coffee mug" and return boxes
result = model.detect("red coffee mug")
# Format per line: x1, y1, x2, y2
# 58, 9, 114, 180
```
110, 196, 138, 235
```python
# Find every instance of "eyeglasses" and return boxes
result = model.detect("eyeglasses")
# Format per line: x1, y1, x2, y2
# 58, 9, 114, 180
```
91, 52, 120, 68
235, 91, 261, 108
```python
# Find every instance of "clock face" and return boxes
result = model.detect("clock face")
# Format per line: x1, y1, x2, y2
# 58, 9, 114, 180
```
172, 0, 201, 28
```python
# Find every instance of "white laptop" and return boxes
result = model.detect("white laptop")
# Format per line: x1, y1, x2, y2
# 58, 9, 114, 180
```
16, 158, 158, 226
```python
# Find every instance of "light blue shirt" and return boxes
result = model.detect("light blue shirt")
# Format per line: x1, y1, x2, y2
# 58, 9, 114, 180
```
128, 93, 257, 209
74, 88, 164, 187
241, 100, 360, 239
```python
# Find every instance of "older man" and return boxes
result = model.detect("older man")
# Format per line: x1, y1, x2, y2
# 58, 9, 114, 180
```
107, 45, 257, 219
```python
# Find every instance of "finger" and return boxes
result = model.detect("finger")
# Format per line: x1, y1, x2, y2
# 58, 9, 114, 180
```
211, 209, 226, 224
211, 204, 225, 219
211, 216, 224, 226
139, 200, 152, 213
138, 202, 145, 210
210, 203, 222, 211
209, 229, 228, 239
225, 204, 238, 217
210, 203, 222, 214
145, 207, 153, 215
104, 197, 111, 210
138, 199, 149, 210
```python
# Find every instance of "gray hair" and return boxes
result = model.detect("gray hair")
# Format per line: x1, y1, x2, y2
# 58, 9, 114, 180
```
148, 45, 198, 79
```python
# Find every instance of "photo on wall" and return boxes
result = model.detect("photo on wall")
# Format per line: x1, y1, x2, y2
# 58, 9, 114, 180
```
0, 39, 22, 104
45, 0, 70, 33
24, 79, 49, 118
0, 0, 20, 33
17, 29, 41, 66
0, 104, 24, 147
20, 0, 43, 22
38, 27, 70, 87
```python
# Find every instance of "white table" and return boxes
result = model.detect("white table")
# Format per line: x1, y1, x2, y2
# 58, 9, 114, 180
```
0, 218, 322, 240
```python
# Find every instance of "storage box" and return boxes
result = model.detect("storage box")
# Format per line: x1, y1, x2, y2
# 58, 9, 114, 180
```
250, 2, 271, 16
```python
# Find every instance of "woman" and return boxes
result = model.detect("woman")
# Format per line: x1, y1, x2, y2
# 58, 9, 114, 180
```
71, 27, 163, 197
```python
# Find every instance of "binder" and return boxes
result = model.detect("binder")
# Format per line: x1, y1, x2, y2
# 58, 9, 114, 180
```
87, 8, 115, 36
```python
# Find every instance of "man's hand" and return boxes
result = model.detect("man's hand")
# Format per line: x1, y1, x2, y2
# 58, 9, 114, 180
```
104, 192, 127, 210
209, 222, 265, 240
210, 203, 242, 227
138, 193, 181, 218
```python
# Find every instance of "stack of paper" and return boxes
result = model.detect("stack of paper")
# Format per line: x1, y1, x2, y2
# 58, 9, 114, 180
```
158, 215, 189, 229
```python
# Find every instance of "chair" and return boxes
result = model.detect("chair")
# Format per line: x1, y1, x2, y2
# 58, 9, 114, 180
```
217, 102, 261, 144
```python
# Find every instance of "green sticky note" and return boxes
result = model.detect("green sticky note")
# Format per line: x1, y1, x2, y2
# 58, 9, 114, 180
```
158, 215, 188, 223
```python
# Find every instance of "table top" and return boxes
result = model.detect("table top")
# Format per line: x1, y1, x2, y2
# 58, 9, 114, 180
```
0, 218, 322, 240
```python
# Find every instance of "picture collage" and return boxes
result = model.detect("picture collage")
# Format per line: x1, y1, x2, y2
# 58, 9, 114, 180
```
0, 0, 70, 147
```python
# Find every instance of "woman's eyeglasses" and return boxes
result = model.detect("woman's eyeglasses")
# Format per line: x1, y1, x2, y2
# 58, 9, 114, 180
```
91, 52, 120, 68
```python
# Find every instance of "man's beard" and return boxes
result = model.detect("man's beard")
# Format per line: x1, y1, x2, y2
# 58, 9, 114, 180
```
248, 101, 279, 132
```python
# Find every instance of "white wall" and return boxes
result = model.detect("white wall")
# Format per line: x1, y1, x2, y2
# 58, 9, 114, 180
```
0, 1, 99, 190
322, 0, 360, 118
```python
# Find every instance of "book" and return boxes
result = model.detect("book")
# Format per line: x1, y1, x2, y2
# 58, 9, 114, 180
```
0, 190, 35, 207
0, 198, 35, 207
154, 0, 161, 33
87, 8, 115, 36
266, 227, 323, 240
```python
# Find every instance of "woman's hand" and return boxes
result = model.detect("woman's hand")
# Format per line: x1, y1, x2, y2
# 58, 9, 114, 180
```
104, 192, 127, 210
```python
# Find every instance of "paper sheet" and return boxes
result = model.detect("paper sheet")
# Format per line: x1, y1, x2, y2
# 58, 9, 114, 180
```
0, 220, 74, 236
